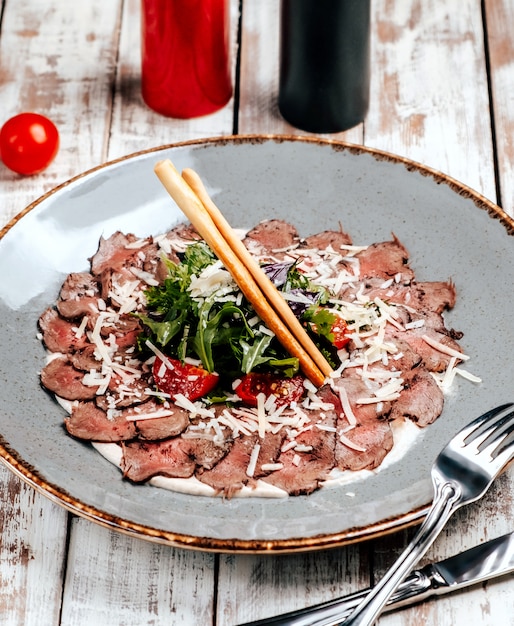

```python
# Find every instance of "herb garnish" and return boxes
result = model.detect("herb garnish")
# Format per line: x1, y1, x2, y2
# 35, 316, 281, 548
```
139, 242, 340, 383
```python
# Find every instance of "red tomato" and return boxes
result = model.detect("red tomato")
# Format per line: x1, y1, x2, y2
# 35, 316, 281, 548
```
0, 112, 59, 175
330, 318, 350, 349
235, 373, 305, 407
152, 357, 219, 401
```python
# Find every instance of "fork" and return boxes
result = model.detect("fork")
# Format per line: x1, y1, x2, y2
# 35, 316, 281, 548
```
341, 402, 514, 626
238, 403, 514, 626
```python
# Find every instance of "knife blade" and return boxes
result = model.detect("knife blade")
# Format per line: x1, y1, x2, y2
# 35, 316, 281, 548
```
238, 532, 514, 626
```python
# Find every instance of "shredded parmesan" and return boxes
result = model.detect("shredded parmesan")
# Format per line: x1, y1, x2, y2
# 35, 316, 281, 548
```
422, 334, 470, 361
246, 443, 261, 477
336, 384, 358, 426
125, 409, 175, 422
339, 432, 367, 452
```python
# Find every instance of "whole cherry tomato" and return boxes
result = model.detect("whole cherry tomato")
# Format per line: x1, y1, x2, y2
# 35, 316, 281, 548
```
235, 373, 305, 407
0, 112, 59, 175
153, 356, 219, 401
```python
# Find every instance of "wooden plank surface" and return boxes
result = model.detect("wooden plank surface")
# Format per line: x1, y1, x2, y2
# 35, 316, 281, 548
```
56, 1, 239, 624
0, 466, 67, 625
0, 0, 513, 624
60, 519, 216, 626
365, 0, 496, 201
485, 0, 514, 216
0, 1, 124, 624
217, 1, 509, 625
0, 0, 124, 218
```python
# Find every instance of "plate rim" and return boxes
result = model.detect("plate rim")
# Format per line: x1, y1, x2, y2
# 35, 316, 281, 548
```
1, 133, 512, 554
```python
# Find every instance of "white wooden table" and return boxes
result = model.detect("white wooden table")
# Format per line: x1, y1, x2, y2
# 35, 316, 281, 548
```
1, 1, 514, 624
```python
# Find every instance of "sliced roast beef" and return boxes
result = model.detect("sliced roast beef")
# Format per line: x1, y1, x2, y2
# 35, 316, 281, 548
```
252, 431, 287, 478
90, 232, 158, 303
262, 387, 338, 495
97, 266, 143, 303
404, 281, 456, 313
103, 374, 150, 408
302, 229, 353, 250
380, 338, 423, 372
141, 240, 177, 284
65, 401, 137, 441
387, 325, 463, 372
356, 236, 414, 283
196, 434, 258, 497
69, 345, 100, 371
38, 308, 91, 354
336, 418, 394, 472
90, 231, 144, 276
244, 219, 300, 254
132, 401, 189, 440
333, 378, 394, 472
181, 434, 231, 470
121, 438, 196, 482
167, 223, 202, 243
361, 280, 456, 315
388, 368, 444, 427
99, 314, 143, 349
40, 357, 99, 400
56, 272, 100, 319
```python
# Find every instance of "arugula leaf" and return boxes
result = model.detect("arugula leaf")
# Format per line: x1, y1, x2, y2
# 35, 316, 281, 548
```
139, 240, 331, 379
268, 356, 300, 378
240, 334, 273, 373
192, 300, 254, 372
136, 314, 185, 346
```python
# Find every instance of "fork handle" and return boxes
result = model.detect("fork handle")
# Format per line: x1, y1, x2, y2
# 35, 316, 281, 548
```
341, 481, 459, 626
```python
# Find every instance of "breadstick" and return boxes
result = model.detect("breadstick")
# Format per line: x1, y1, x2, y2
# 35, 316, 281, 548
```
182, 167, 333, 379
154, 159, 327, 387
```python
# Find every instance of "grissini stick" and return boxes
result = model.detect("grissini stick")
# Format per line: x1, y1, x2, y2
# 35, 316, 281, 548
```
154, 159, 328, 387
182, 167, 333, 379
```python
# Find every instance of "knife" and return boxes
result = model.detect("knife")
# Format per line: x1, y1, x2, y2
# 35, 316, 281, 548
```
238, 532, 514, 626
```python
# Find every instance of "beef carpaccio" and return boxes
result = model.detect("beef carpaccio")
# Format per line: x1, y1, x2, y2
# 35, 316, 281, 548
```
38, 219, 477, 498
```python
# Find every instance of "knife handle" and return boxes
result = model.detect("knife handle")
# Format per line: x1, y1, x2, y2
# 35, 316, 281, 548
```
236, 565, 443, 626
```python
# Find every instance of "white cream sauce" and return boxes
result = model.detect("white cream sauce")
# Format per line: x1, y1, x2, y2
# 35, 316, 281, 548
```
91, 418, 422, 499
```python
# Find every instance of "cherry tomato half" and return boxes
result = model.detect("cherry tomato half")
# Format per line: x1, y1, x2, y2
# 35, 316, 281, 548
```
330, 318, 350, 350
152, 356, 219, 401
235, 373, 305, 407
0, 112, 59, 175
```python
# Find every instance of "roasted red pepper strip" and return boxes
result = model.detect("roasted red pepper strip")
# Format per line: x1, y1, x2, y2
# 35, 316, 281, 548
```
235, 373, 305, 407
152, 357, 219, 401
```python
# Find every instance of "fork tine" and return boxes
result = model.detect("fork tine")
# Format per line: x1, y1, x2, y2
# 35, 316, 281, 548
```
481, 410, 514, 460
458, 403, 514, 447
470, 407, 514, 452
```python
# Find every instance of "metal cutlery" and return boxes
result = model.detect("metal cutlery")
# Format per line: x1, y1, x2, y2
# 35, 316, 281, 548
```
238, 530, 514, 625
342, 402, 514, 626
239, 403, 514, 626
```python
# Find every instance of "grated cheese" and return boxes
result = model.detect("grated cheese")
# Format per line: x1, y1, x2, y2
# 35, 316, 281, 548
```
125, 409, 176, 422
336, 384, 358, 426
44, 224, 483, 501
246, 443, 261, 477
422, 334, 470, 361
339, 432, 367, 452
261, 463, 284, 472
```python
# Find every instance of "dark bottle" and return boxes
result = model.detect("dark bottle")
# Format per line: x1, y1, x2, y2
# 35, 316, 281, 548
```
279, 0, 371, 133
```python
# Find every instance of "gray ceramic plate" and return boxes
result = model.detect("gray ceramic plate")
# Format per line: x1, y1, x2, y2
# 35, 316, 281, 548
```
0, 136, 513, 554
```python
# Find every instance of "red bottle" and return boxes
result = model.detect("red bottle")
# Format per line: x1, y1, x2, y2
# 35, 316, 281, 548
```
141, 0, 232, 118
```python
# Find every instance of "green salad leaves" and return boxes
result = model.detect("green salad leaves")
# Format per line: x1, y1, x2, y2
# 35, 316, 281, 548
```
138, 242, 339, 381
